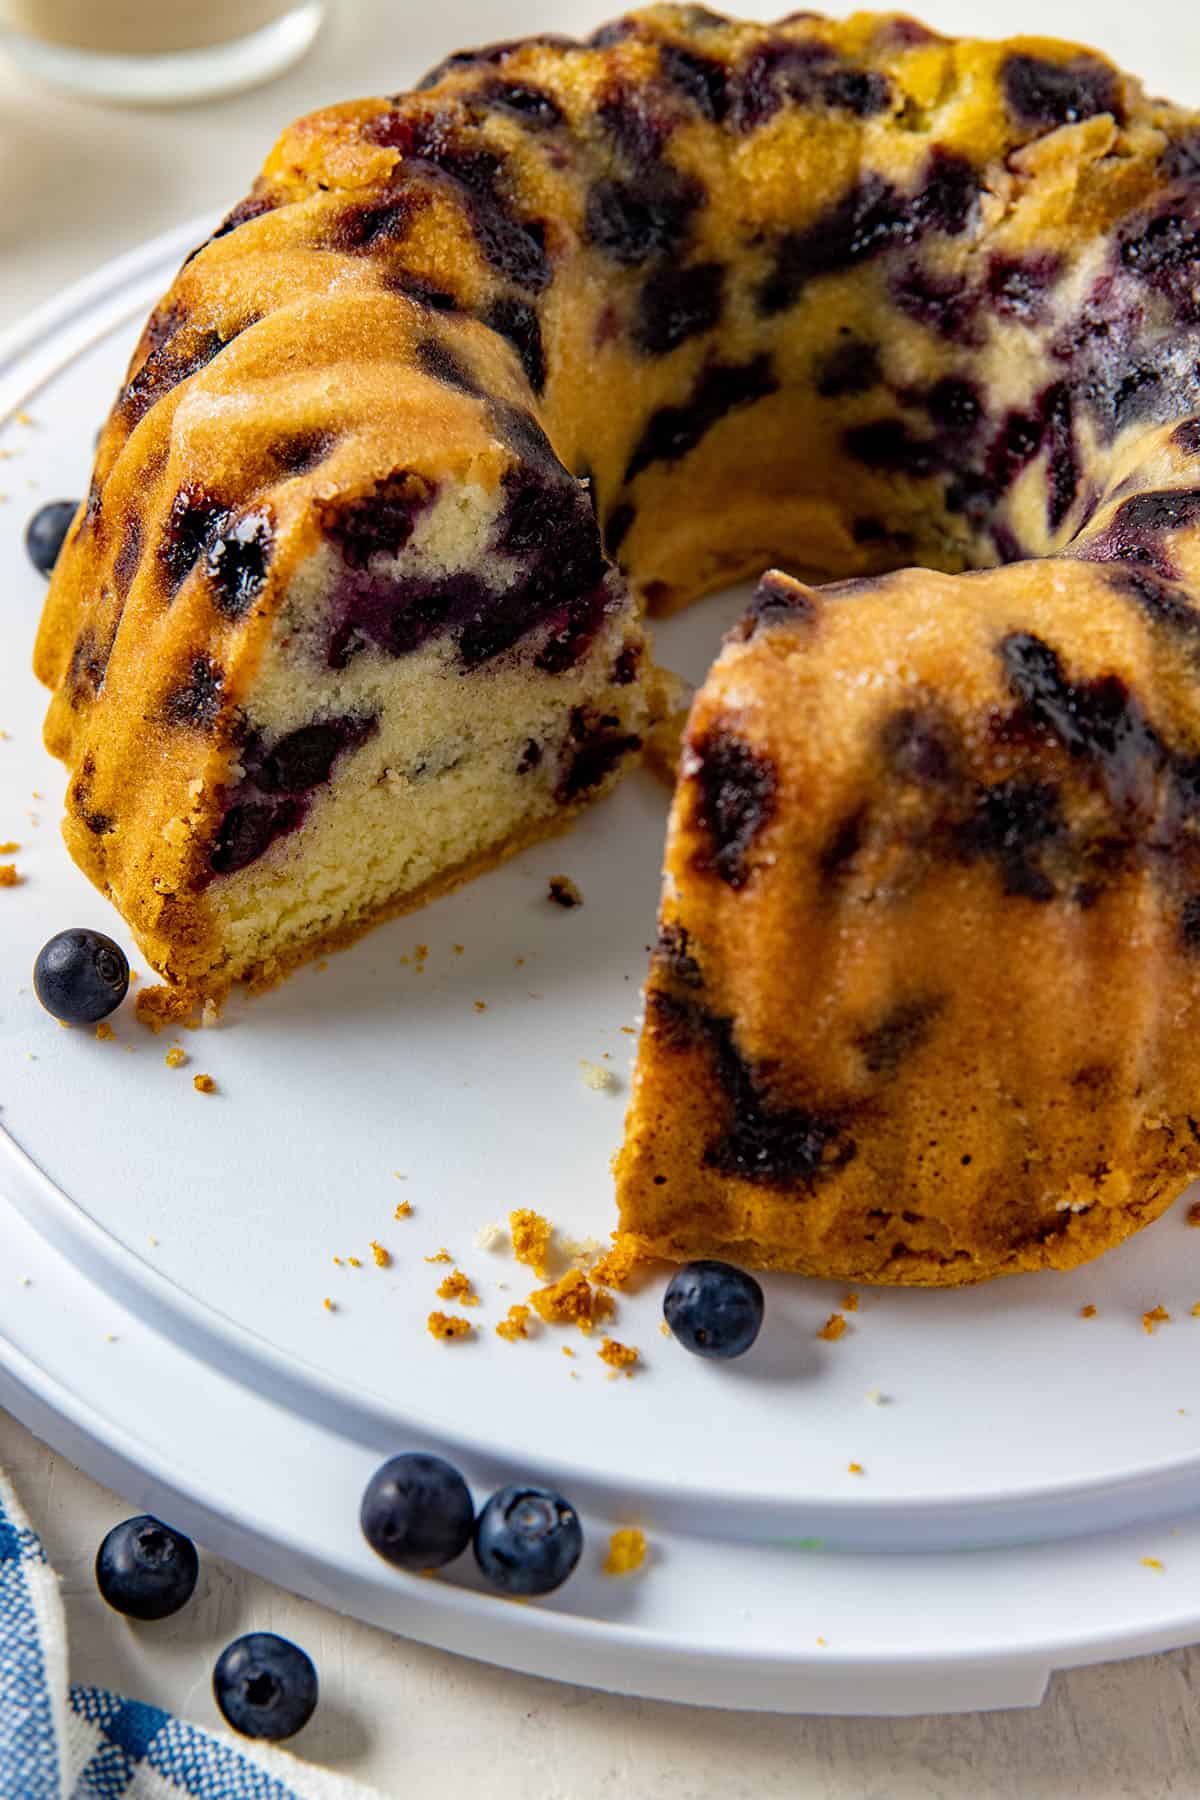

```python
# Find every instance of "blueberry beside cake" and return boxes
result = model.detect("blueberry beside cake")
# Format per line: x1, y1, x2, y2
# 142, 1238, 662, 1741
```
33, 6, 1200, 1279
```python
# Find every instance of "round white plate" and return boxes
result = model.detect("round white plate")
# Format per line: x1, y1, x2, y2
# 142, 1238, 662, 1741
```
5, 220, 1200, 1715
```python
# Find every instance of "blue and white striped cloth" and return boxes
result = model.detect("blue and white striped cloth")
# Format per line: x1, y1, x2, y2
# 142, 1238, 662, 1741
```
0, 1463, 379, 1799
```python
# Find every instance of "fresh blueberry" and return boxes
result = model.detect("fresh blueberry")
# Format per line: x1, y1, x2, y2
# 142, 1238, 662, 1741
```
663, 1259, 765, 1359
95, 1515, 199, 1620
213, 1632, 318, 1741
473, 1484, 583, 1596
25, 500, 79, 577
33, 928, 129, 1024
360, 1452, 475, 1571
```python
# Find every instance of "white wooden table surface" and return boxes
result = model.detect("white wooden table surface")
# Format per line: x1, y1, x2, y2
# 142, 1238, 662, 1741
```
4, 0, 1200, 1790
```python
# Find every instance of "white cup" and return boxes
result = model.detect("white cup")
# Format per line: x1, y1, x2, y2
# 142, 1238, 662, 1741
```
0, 0, 325, 102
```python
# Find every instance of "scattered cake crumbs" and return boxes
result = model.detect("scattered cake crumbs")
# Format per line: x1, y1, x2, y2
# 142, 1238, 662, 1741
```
589, 1237, 646, 1290
580, 1060, 616, 1091
865, 1387, 885, 1405
1080, 1304, 1098, 1319
659, 1321, 672, 1339
1142, 1557, 1164, 1571
1188, 1201, 1200, 1227
510, 1209, 552, 1278
620, 1025, 636, 1035
370, 1240, 390, 1268
496, 1304, 532, 1342
548, 874, 583, 908
437, 1269, 478, 1306
394, 1200, 413, 1220
842, 1293, 859, 1312
0, 864, 22, 888
1143, 1305, 1171, 1334
428, 1310, 473, 1341
529, 1268, 613, 1334
94, 1022, 114, 1042
192, 1073, 216, 1095
561, 1345, 575, 1357
333, 1257, 343, 1266
135, 984, 203, 1031
322, 1298, 336, 1313
474, 1220, 507, 1252
598, 1337, 640, 1375
347, 1256, 363, 1269
603, 1528, 646, 1576
425, 1248, 453, 1265
847, 1461, 864, 1476
0, 840, 18, 854
473, 1000, 488, 1013
164, 1046, 187, 1068
818, 1313, 847, 1342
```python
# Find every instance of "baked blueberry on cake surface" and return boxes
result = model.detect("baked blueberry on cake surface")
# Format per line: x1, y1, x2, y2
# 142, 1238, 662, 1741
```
32, 5, 1200, 1278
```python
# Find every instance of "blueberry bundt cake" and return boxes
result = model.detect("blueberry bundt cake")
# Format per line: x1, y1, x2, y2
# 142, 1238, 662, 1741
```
34, 7, 1200, 1278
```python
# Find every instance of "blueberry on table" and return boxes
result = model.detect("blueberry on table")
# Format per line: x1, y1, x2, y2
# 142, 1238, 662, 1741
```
360, 1451, 475, 1571
663, 1259, 764, 1359
24, 500, 79, 577
213, 1632, 318, 1741
95, 1515, 199, 1620
473, 1484, 583, 1596
33, 928, 129, 1024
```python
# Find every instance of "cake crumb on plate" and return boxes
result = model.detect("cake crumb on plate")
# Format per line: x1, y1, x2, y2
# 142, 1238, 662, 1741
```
192, 1073, 216, 1095
94, 1022, 114, 1042
847, 1461, 864, 1476
428, 1311, 473, 1341
580, 1060, 616, 1091
598, 1337, 639, 1376
1081, 1303, 1097, 1319
1141, 1557, 1164, 1571
394, 1200, 413, 1219
548, 874, 583, 909
818, 1313, 847, 1342
496, 1304, 532, 1342
603, 1528, 646, 1576
1143, 1305, 1171, 1334
474, 1220, 507, 1251
530, 1269, 613, 1334
165, 1046, 187, 1068
437, 1269, 478, 1306
424, 1248, 453, 1265
370, 1240, 391, 1268
0, 864, 21, 887
510, 1209, 552, 1278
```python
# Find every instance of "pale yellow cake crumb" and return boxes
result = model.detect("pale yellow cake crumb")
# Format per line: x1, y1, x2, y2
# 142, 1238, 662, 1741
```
842, 1293, 859, 1312
510, 1209, 552, 1278
865, 1387, 885, 1405
598, 1337, 639, 1375
1081, 1303, 1097, 1319
94, 1022, 114, 1042
818, 1313, 847, 1342
437, 1269, 478, 1306
1142, 1557, 1164, 1571
496, 1304, 532, 1342
424, 1248, 453, 1265
394, 1200, 413, 1219
529, 1269, 613, 1334
347, 1256, 362, 1268
475, 1220, 507, 1251
580, 1060, 616, 1091
370, 1240, 390, 1268
603, 1528, 646, 1576
165, 1046, 187, 1068
192, 1073, 216, 1094
428, 1310, 473, 1341
1143, 1305, 1171, 1334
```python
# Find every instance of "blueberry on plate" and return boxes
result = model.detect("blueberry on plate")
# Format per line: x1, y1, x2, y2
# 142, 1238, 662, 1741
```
25, 500, 79, 578
360, 1451, 474, 1571
95, 1515, 199, 1620
663, 1259, 764, 1359
473, 1484, 583, 1596
213, 1632, 318, 1741
33, 928, 129, 1024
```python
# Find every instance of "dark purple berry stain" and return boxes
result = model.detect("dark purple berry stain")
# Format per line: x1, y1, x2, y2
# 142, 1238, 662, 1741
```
66, 627, 114, 708
890, 263, 981, 343
192, 189, 277, 260
320, 472, 434, 570
758, 151, 978, 315
597, 84, 673, 166
210, 714, 377, 876
1174, 419, 1200, 455
476, 80, 564, 128
658, 43, 729, 121
634, 260, 724, 355
112, 516, 143, 600
814, 338, 881, 398
1002, 54, 1123, 130
880, 708, 958, 788
415, 33, 576, 88
1076, 488, 1200, 575
555, 706, 642, 802
161, 486, 230, 594
604, 501, 636, 556
414, 335, 484, 396
987, 254, 1063, 321
955, 779, 1065, 902
386, 272, 460, 310
625, 354, 778, 482
273, 430, 338, 476
1106, 567, 1200, 651
120, 323, 236, 429
611, 641, 641, 684
163, 655, 224, 730
206, 508, 274, 620
925, 376, 983, 435
654, 920, 704, 988
481, 296, 546, 393
1118, 204, 1200, 325
855, 994, 945, 1076
585, 166, 703, 266
731, 39, 890, 133
689, 727, 777, 888
843, 418, 938, 478
648, 990, 857, 1188
490, 400, 559, 473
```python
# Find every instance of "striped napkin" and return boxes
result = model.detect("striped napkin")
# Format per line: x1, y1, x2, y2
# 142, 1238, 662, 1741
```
0, 1460, 380, 1799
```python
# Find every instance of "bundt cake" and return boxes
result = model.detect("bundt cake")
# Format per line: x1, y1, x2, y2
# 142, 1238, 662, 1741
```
33, 6, 1200, 1278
